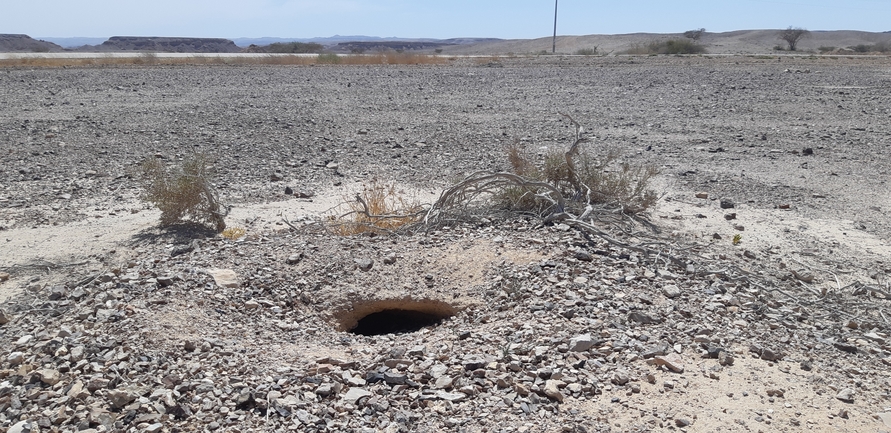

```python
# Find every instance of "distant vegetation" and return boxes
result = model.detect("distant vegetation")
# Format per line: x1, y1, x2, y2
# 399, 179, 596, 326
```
266, 42, 325, 53
621, 39, 706, 55
683, 28, 706, 41
778, 27, 809, 51
848, 41, 890, 53
574, 48, 598, 56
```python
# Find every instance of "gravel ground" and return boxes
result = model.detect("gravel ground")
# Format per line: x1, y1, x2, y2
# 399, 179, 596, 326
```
1, 56, 891, 432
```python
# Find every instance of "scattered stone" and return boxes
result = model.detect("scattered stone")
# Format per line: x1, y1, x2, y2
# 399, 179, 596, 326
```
0, 309, 9, 325
543, 380, 565, 402
653, 354, 685, 373
106, 388, 137, 408
802, 147, 814, 156
718, 351, 735, 366
36, 368, 61, 385
743, 250, 757, 259
7, 351, 24, 365
835, 388, 855, 403
695, 192, 709, 199
7, 421, 34, 433
720, 198, 735, 209
244, 299, 260, 310
206, 268, 239, 288
354, 258, 374, 271
675, 418, 692, 427
270, 171, 284, 181
662, 284, 681, 298
628, 311, 661, 324
0, 271, 9, 282
569, 334, 595, 352
724, 213, 737, 220
286, 253, 303, 265
343, 388, 372, 404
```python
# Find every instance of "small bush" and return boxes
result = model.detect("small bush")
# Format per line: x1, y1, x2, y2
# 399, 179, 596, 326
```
139, 154, 227, 232
575, 48, 598, 56
266, 42, 324, 54
316, 53, 342, 64
620, 39, 706, 55
329, 180, 424, 235
849, 43, 891, 53
818, 46, 836, 53
221, 227, 245, 240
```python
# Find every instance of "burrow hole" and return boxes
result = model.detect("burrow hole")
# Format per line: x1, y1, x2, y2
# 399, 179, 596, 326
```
339, 299, 457, 336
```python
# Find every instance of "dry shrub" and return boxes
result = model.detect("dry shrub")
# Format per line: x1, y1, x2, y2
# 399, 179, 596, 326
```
329, 180, 424, 235
139, 154, 227, 232
502, 141, 659, 214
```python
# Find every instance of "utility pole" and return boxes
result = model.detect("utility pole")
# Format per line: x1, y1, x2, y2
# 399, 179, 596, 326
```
552, 0, 558, 53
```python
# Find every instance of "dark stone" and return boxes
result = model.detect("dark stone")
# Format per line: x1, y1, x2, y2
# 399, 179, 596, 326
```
235, 391, 256, 410
720, 199, 735, 209
628, 311, 661, 324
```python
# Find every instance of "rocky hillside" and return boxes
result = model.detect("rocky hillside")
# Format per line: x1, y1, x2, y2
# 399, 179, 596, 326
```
83, 37, 242, 53
0, 34, 63, 53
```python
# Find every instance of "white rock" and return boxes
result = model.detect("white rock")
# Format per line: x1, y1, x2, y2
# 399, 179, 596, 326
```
342, 388, 372, 404
206, 268, 239, 288
569, 334, 595, 352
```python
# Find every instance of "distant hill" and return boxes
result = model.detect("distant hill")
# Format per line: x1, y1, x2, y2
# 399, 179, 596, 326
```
3, 31, 889, 55
0, 34, 63, 52
36, 37, 107, 48
75, 37, 242, 53
437, 30, 891, 55
231, 35, 499, 48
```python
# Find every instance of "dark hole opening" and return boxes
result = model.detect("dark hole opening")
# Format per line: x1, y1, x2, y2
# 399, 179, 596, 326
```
350, 309, 447, 336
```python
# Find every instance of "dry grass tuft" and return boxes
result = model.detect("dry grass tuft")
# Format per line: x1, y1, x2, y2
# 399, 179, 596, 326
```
329, 180, 424, 235
221, 227, 246, 240
139, 154, 228, 232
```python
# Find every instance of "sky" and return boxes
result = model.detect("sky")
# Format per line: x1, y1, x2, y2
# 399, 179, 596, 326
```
3, 0, 890, 39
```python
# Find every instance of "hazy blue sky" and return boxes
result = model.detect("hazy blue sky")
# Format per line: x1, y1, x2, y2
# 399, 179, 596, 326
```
3, 0, 889, 39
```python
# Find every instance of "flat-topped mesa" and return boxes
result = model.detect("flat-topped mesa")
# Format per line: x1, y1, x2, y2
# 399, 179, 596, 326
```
100, 36, 241, 53
0, 34, 64, 52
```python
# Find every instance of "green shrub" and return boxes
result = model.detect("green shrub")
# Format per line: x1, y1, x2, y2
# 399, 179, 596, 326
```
316, 53, 342, 64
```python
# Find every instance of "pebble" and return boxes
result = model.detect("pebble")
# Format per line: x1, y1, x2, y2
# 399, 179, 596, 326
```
569, 334, 595, 352
355, 258, 374, 271
206, 268, 240, 288
0, 271, 9, 282
653, 354, 685, 373
835, 388, 855, 403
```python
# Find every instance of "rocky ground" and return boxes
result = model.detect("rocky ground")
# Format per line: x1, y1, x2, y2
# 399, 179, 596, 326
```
1, 56, 891, 432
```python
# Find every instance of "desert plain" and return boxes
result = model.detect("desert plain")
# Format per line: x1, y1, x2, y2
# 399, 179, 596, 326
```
1, 55, 891, 432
